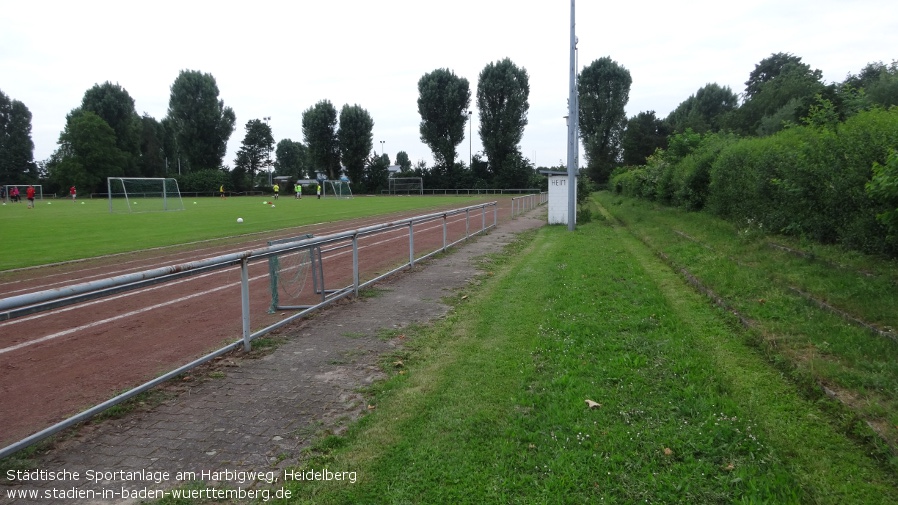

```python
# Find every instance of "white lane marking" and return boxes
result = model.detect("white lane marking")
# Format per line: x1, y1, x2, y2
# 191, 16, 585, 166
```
0, 215, 480, 353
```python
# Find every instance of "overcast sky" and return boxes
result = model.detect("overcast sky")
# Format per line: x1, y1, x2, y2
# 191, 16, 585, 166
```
2, 0, 896, 171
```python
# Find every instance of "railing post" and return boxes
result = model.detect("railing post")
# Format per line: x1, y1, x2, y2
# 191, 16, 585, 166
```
481, 205, 485, 231
409, 222, 415, 267
240, 257, 251, 352
465, 209, 470, 238
353, 234, 360, 296
442, 213, 447, 252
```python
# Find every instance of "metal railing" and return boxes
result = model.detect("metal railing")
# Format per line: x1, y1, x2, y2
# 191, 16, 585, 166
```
511, 192, 548, 218
0, 201, 498, 459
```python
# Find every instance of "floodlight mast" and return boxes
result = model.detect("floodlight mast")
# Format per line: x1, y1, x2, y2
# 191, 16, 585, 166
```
566, 0, 578, 231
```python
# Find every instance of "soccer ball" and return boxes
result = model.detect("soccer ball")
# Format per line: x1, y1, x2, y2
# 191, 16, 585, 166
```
237, 217, 244, 223
48, 202, 51, 205
270, 204, 275, 208
81, 202, 85, 205
193, 201, 197, 205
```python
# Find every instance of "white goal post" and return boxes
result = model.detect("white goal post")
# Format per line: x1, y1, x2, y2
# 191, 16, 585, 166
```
107, 177, 185, 213
387, 177, 423, 195
322, 180, 353, 199
3, 184, 42, 203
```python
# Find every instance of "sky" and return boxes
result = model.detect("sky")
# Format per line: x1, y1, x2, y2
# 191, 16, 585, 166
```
2, 0, 897, 172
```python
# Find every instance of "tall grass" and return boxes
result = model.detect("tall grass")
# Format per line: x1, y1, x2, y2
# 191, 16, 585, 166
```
595, 191, 898, 457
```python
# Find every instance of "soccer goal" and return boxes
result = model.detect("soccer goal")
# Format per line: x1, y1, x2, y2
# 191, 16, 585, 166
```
3, 184, 42, 203
107, 177, 185, 213
388, 177, 423, 195
267, 234, 326, 313
323, 180, 353, 199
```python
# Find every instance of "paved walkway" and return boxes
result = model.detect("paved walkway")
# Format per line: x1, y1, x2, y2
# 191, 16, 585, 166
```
2, 210, 545, 504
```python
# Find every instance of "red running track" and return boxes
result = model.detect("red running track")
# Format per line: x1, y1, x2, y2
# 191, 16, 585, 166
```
0, 199, 513, 448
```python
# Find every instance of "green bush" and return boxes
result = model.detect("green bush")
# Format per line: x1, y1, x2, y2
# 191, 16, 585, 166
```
707, 109, 898, 251
175, 169, 230, 194
671, 133, 738, 211
866, 149, 898, 249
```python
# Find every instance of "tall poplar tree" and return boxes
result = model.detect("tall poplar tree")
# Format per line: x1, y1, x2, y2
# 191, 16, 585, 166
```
578, 57, 632, 184
80, 82, 141, 175
417, 68, 471, 169
302, 100, 340, 180
338, 104, 374, 188
476, 58, 530, 187
0, 89, 36, 182
166, 70, 236, 171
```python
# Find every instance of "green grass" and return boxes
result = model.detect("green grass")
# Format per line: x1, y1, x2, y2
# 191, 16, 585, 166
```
595, 192, 898, 455
262, 199, 898, 504
0, 195, 491, 270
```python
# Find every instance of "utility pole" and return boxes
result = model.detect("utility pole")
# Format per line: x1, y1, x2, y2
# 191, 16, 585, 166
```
566, 0, 578, 231
264, 116, 272, 185
466, 110, 473, 167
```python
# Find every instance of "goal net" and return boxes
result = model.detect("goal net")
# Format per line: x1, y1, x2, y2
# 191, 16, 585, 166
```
107, 177, 185, 213
3, 184, 42, 203
323, 180, 353, 199
388, 177, 423, 195
267, 234, 320, 312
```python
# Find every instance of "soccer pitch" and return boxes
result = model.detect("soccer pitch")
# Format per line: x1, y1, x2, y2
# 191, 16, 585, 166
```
0, 195, 491, 271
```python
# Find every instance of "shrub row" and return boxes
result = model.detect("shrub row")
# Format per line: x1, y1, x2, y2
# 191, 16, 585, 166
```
611, 108, 898, 256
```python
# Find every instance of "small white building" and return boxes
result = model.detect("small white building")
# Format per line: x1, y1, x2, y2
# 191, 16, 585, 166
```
540, 170, 577, 226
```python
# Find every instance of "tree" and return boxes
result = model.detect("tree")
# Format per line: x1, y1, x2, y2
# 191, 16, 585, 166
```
338, 104, 374, 189
138, 114, 166, 177
0, 89, 36, 182
417, 68, 471, 168
622, 111, 669, 166
744, 53, 820, 99
166, 70, 236, 171
395, 151, 412, 172
275, 139, 308, 180
302, 100, 340, 180
578, 57, 632, 184
737, 60, 824, 135
666, 83, 738, 134
80, 82, 141, 175
48, 110, 126, 192
732, 53, 824, 135
476, 58, 530, 187
234, 119, 273, 187
363, 151, 390, 194
844, 60, 898, 109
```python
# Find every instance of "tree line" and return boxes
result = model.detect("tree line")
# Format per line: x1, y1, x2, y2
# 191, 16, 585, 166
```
2, 53, 895, 198
606, 54, 898, 257
0, 58, 543, 196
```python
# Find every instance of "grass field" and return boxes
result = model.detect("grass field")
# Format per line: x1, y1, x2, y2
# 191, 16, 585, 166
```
236, 192, 898, 504
0, 195, 491, 271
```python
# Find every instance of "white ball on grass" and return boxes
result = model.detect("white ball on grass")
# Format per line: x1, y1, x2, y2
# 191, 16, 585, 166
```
237, 217, 244, 223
